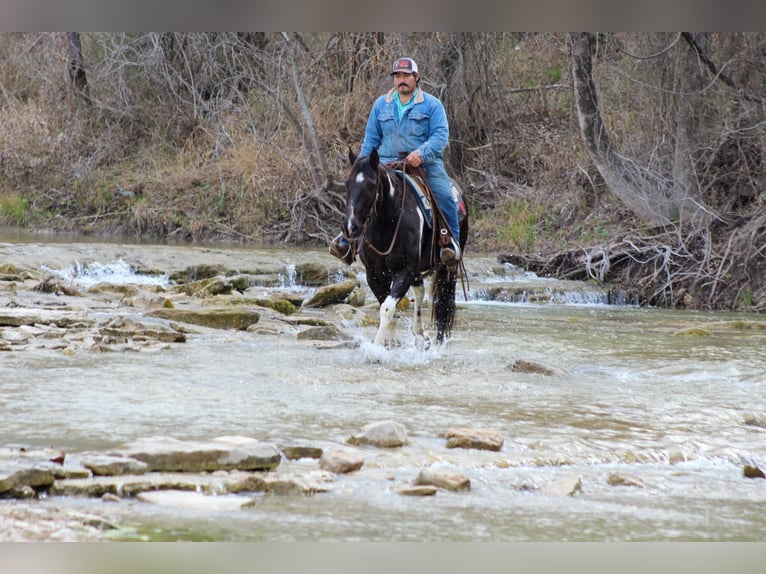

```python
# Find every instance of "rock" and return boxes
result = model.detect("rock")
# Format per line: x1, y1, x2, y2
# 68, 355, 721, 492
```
347, 288, 367, 307
174, 277, 232, 297
302, 280, 359, 308
283, 315, 330, 327
414, 468, 471, 492
743, 465, 765, 479
50, 472, 222, 498
0, 308, 95, 328
319, 449, 364, 474
607, 472, 645, 487
169, 264, 226, 283
281, 446, 323, 460
348, 421, 408, 448
0, 462, 57, 494
110, 436, 281, 472
223, 469, 332, 495
148, 308, 260, 330
509, 359, 565, 376
97, 316, 186, 343
744, 414, 766, 429
439, 427, 504, 451
251, 298, 296, 315
293, 263, 330, 286
136, 489, 256, 511
397, 485, 437, 496
77, 454, 148, 476
296, 325, 351, 341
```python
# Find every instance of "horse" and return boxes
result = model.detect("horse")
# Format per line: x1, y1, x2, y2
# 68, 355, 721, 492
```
342, 148, 468, 347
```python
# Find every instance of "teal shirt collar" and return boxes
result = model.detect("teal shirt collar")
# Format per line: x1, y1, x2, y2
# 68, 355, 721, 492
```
395, 88, 418, 120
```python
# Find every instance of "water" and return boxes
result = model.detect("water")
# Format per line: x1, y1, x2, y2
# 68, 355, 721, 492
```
1, 238, 766, 541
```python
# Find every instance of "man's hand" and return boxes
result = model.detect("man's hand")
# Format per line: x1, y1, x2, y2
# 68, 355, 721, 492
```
406, 150, 422, 167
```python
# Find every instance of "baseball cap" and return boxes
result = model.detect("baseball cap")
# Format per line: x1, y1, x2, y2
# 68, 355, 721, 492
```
391, 57, 418, 75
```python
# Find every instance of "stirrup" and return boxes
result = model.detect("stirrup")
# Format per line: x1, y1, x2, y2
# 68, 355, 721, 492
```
329, 234, 354, 265
440, 237, 461, 266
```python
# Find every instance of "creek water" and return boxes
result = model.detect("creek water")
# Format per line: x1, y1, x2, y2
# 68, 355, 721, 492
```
1, 236, 766, 541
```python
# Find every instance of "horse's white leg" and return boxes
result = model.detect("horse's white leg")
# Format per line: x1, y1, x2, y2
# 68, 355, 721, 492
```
374, 295, 398, 347
411, 284, 425, 337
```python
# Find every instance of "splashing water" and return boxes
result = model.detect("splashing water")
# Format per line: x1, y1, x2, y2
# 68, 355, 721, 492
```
41, 259, 170, 289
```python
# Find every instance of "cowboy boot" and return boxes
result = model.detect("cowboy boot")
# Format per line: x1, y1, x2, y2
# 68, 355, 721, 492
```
329, 233, 355, 265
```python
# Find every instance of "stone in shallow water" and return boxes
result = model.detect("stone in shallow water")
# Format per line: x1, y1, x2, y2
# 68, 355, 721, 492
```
438, 427, 504, 452
347, 420, 408, 448
319, 449, 364, 474
281, 445, 323, 460
414, 468, 471, 492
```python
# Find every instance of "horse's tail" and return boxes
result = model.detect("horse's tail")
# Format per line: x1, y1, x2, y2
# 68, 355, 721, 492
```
431, 265, 458, 344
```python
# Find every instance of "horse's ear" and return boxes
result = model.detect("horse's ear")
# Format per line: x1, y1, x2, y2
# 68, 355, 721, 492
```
370, 148, 379, 169
348, 148, 357, 165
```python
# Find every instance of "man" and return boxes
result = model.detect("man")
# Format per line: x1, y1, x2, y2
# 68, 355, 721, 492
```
330, 56, 461, 265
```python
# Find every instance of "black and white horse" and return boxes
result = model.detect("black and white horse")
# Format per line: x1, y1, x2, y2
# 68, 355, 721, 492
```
343, 148, 468, 346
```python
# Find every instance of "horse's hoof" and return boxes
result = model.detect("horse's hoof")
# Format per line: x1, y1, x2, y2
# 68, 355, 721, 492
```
415, 334, 431, 351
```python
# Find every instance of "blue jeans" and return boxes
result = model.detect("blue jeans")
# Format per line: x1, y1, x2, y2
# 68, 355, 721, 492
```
424, 161, 460, 242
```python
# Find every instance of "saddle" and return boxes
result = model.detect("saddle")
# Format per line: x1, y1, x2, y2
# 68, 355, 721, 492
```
387, 162, 465, 239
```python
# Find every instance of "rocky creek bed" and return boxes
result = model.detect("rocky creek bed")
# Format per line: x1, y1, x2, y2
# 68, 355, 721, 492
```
2, 245, 765, 541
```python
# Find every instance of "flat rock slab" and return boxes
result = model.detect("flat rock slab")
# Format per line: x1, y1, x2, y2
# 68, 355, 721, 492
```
109, 436, 280, 472
148, 308, 260, 330
75, 453, 149, 476
414, 468, 471, 492
302, 279, 358, 308
397, 485, 438, 496
136, 490, 256, 511
439, 428, 504, 451
50, 472, 221, 498
0, 308, 94, 328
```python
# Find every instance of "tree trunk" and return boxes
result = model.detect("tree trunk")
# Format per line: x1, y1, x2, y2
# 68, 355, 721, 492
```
66, 32, 90, 105
570, 33, 679, 225
671, 33, 714, 225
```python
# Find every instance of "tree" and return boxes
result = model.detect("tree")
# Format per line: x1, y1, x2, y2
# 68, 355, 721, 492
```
66, 32, 90, 105
569, 32, 711, 227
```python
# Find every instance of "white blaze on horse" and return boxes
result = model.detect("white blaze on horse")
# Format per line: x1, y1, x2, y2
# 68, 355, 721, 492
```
342, 148, 468, 347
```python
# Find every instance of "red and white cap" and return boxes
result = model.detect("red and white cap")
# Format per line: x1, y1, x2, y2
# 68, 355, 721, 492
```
391, 57, 418, 75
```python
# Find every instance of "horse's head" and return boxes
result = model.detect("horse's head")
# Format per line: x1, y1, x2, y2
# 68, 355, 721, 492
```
344, 148, 381, 239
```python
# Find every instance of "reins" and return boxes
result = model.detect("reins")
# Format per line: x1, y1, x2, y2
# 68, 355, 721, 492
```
362, 164, 407, 257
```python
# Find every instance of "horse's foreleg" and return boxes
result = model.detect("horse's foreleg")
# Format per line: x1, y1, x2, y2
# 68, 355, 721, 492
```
411, 284, 425, 337
374, 295, 399, 347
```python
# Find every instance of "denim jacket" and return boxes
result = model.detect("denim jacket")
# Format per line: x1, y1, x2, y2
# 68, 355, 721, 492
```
359, 87, 449, 165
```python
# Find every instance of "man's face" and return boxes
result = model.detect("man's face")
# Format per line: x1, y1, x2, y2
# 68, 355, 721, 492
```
393, 72, 417, 98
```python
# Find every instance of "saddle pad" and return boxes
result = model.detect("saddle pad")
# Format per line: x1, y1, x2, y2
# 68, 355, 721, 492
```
401, 172, 433, 228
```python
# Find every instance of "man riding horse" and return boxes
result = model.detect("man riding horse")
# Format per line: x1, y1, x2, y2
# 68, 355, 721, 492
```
330, 56, 462, 266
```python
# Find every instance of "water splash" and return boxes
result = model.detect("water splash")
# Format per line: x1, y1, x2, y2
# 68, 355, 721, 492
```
41, 259, 169, 289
